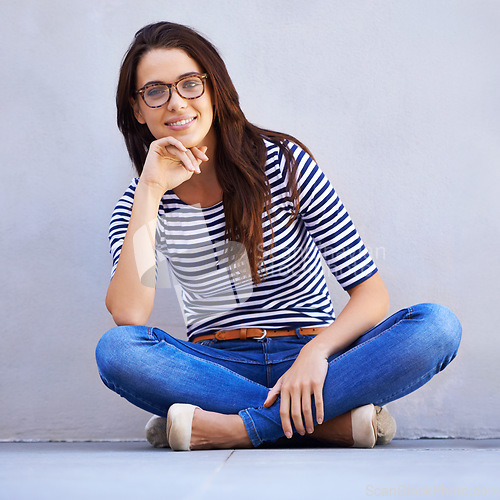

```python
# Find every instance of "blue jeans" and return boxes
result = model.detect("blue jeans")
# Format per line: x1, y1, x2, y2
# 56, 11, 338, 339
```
95, 303, 461, 447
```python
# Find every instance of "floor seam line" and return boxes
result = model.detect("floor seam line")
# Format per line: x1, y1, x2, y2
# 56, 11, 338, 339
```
185, 449, 235, 500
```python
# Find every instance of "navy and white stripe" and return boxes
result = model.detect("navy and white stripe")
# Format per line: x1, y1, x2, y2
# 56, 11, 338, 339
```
108, 140, 378, 340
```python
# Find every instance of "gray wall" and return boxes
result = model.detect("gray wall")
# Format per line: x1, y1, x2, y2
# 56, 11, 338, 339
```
1, 0, 499, 440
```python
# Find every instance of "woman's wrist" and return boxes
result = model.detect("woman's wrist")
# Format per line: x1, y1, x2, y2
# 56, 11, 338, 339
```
136, 177, 167, 203
300, 335, 333, 360
304, 321, 361, 359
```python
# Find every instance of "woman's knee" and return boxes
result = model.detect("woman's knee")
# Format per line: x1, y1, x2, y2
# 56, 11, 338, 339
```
413, 302, 462, 360
95, 325, 149, 382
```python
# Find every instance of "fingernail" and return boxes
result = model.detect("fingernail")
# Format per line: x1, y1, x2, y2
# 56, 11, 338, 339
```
317, 418, 323, 425
307, 427, 313, 434
285, 432, 292, 439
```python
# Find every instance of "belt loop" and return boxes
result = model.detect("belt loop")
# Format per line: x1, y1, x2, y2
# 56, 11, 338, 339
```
240, 328, 247, 340
295, 327, 304, 339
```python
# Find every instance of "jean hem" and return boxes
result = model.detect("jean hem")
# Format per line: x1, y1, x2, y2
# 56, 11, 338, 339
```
239, 409, 262, 448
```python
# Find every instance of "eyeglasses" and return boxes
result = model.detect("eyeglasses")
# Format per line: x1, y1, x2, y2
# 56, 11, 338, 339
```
135, 73, 208, 108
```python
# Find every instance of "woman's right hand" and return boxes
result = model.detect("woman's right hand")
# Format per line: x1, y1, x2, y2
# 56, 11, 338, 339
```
105, 136, 208, 326
140, 136, 209, 195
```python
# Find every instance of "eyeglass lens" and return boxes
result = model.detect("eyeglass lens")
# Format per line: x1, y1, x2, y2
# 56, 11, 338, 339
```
143, 75, 205, 107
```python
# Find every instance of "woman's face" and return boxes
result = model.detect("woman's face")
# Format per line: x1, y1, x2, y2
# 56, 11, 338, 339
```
132, 48, 215, 149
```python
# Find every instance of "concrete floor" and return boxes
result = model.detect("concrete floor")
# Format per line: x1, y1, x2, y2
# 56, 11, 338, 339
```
1, 440, 499, 500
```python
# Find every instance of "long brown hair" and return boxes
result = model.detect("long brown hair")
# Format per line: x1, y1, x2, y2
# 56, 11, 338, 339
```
116, 22, 314, 283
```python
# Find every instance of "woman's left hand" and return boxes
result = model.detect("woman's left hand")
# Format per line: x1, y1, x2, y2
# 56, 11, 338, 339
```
263, 343, 329, 438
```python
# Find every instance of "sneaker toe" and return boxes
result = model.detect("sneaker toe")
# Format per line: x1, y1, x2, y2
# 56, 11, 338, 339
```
375, 406, 397, 445
145, 415, 170, 448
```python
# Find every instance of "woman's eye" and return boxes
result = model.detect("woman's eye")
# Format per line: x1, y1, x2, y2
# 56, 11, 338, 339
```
181, 79, 201, 90
146, 87, 167, 98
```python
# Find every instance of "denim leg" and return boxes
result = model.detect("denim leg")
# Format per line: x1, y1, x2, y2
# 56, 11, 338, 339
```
95, 326, 269, 418
241, 303, 462, 446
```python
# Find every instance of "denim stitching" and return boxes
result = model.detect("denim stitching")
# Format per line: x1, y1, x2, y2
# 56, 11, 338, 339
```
163, 341, 269, 391
328, 308, 412, 367
262, 340, 273, 388
375, 366, 438, 407
242, 409, 263, 446
150, 327, 263, 366
99, 373, 168, 416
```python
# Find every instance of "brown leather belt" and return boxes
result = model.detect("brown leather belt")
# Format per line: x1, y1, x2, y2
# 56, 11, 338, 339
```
192, 326, 327, 343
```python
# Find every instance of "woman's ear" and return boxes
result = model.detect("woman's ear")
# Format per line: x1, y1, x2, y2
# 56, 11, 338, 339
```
130, 97, 146, 124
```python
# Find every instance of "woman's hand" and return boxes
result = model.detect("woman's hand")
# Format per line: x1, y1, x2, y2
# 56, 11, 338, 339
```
262, 274, 390, 439
263, 342, 329, 438
140, 136, 209, 195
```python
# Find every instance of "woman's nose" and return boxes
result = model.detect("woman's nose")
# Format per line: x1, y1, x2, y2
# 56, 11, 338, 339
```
167, 88, 187, 111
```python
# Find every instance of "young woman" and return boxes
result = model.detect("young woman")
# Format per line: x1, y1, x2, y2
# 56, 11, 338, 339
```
95, 22, 462, 450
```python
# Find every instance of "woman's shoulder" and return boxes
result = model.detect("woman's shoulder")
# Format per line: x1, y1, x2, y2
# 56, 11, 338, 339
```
112, 177, 140, 210
120, 177, 140, 195
261, 136, 315, 173
261, 135, 316, 181
261, 136, 307, 155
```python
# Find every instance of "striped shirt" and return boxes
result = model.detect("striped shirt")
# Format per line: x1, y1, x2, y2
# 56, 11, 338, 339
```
109, 140, 378, 341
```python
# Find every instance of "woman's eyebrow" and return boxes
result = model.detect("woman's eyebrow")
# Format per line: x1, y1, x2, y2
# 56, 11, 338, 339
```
142, 80, 164, 87
142, 72, 201, 87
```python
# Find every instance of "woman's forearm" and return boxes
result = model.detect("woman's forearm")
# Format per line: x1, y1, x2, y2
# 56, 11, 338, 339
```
105, 139, 208, 326
308, 272, 390, 359
105, 181, 165, 326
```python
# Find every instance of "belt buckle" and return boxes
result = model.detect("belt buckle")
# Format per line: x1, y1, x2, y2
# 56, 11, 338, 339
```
254, 329, 267, 341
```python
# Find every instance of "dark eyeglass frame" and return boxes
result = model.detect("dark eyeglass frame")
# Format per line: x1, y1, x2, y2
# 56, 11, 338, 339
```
135, 73, 209, 108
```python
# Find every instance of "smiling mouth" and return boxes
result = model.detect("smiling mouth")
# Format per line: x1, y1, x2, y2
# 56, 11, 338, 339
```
166, 117, 196, 127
